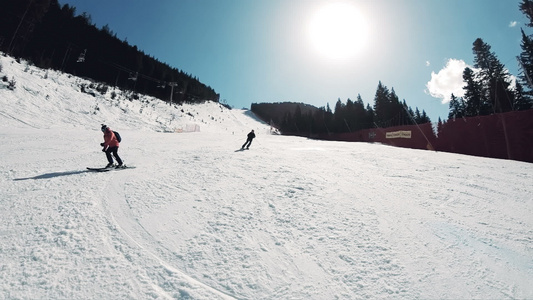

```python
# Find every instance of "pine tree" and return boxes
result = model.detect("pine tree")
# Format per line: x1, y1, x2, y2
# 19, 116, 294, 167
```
437, 117, 444, 137
354, 95, 368, 130
333, 98, 345, 132
420, 110, 431, 124
389, 88, 402, 126
407, 106, 415, 124
513, 81, 533, 110
448, 93, 465, 119
365, 104, 374, 127
462, 67, 485, 116
345, 98, 355, 132
518, 29, 533, 91
472, 38, 515, 113
520, 0, 533, 27
373, 81, 390, 127
414, 108, 422, 123
517, 28, 533, 109
323, 103, 333, 133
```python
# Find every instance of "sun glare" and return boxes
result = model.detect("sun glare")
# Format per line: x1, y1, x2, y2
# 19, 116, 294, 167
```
307, 2, 369, 62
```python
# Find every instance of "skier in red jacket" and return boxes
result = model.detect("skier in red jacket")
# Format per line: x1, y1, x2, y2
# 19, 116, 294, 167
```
100, 124, 123, 168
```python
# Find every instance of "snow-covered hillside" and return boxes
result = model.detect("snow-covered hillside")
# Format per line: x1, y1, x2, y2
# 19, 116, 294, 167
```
1, 54, 532, 299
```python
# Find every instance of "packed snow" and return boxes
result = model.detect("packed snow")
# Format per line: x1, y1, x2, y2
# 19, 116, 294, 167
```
1, 54, 532, 299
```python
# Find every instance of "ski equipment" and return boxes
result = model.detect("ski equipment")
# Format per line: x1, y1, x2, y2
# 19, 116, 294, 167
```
87, 165, 135, 172
113, 131, 122, 142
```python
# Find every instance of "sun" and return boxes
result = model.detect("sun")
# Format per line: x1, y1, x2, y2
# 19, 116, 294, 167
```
306, 2, 369, 62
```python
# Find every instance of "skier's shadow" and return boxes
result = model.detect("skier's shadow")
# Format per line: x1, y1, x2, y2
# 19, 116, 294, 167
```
14, 170, 89, 181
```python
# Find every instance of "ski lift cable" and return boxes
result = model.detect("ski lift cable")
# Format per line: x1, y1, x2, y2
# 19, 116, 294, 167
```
94, 60, 202, 99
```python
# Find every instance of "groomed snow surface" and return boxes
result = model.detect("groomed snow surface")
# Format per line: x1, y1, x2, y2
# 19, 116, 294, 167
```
1, 54, 532, 299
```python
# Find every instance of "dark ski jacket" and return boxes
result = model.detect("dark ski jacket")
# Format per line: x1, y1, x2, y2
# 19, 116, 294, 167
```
247, 131, 256, 140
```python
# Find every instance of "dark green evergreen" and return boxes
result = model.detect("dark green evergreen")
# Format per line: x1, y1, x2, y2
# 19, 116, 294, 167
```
448, 93, 465, 119
516, 1, 533, 109
0, 0, 219, 104
520, 0, 533, 27
472, 38, 515, 114
462, 67, 486, 116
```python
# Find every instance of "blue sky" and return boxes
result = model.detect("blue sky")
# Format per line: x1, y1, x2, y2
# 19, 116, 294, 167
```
59, 0, 525, 121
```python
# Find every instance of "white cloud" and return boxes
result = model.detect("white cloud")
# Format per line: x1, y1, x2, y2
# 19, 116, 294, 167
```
509, 21, 518, 27
509, 73, 518, 90
425, 58, 470, 104
425, 60, 430, 67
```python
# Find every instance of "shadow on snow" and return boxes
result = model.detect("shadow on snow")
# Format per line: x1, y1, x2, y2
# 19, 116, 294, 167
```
14, 170, 89, 181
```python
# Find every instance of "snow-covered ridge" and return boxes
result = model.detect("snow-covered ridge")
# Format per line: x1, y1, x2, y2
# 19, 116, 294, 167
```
0, 53, 269, 134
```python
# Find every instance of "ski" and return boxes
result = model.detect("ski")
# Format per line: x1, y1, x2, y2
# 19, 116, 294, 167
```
87, 165, 135, 172
87, 167, 114, 172
115, 165, 136, 170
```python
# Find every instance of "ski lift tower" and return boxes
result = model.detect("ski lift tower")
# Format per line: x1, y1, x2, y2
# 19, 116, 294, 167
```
168, 82, 178, 105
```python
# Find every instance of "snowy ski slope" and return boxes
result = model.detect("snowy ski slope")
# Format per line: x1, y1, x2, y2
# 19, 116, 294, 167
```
1, 54, 532, 299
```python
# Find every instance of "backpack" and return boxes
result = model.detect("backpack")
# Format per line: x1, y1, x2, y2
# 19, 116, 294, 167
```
113, 131, 122, 142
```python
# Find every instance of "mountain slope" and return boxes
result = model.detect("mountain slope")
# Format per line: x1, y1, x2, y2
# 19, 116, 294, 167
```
1, 54, 532, 299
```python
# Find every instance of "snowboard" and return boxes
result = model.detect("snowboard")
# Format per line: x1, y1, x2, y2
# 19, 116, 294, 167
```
87, 165, 135, 172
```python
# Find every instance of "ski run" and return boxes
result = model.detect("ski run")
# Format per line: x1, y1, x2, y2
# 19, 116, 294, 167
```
1, 54, 532, 299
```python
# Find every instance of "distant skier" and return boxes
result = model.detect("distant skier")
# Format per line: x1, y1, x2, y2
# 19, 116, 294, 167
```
100, 124, 123, 168
242, 130, 256, 149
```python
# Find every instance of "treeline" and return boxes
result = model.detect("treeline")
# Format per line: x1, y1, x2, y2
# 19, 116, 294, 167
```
447, 0, 533, 119
0, 0, 219, 104
447, 37, 531, 119
252, 81, 431, 135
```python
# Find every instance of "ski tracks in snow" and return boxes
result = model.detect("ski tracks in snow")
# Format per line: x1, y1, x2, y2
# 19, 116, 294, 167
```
98, 165, 237, 299
138, 135, 416, 299
365, 149, 533, 299
2, 126, 532, 299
